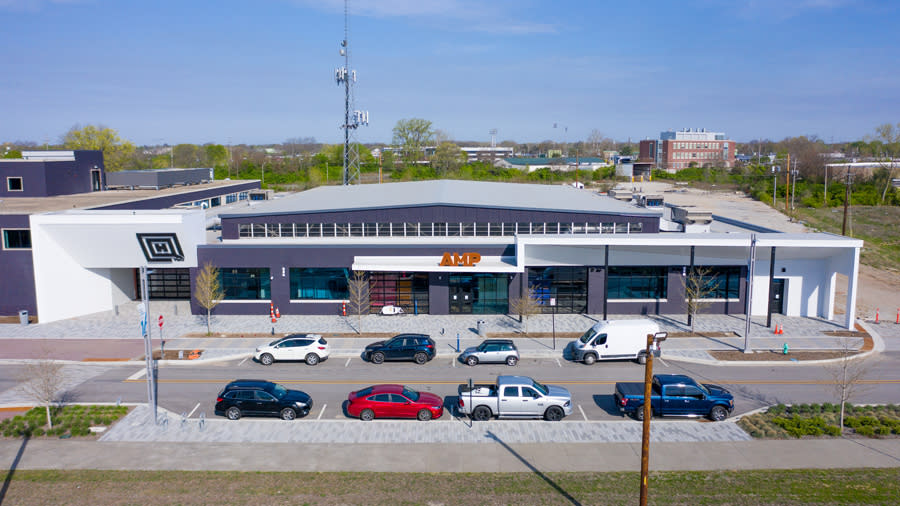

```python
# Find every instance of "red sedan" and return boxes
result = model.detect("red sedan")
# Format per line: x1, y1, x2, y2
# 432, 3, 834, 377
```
347, 384, 444, 421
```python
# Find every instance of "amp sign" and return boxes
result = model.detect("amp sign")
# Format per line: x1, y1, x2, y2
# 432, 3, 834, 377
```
439, 252, 481, 267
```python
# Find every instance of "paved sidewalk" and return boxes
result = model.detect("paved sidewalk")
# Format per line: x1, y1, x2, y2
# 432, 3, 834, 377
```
0, 310, 874, 365
1, 438, 898, 472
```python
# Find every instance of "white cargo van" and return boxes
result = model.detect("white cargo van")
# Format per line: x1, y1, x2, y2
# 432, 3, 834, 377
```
572, 319, 661, 365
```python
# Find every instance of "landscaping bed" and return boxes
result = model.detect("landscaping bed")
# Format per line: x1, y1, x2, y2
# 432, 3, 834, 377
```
738, 403, 900, 438
0, 405, 129, 438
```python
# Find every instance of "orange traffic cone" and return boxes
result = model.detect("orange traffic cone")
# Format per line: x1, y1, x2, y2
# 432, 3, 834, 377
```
275, 307, 281, 319
773, 324, 779, 335
270, 307, 277, 323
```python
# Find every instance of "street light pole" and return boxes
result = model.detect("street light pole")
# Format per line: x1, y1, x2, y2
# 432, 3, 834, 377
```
139, 266, 158, 424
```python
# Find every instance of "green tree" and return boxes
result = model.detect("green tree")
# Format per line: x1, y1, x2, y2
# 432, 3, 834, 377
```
193, 263, 223, 336
62, 124, 136, 172
205, 144, 228, 170
392, 118, 434, 163
432, 142, 466, 176
173, 144, 203, 167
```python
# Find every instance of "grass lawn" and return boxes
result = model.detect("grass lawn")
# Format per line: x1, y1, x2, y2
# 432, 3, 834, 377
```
795, 206, 900, 272
0, 468, 898, 505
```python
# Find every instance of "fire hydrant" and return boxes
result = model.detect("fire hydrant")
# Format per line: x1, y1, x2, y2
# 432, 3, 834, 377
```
782, 343, 789, 355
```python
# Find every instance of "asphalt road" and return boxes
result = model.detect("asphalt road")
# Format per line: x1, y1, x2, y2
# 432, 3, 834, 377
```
6, 349, 900, 423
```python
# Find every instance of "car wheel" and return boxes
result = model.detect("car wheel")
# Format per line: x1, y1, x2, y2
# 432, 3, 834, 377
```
633, 407, 645, 421
360, 409, 375, 421
637, 352, 647, 365
305, 353, 320, 366
472, 405, 491, 421
417, 409, 432, 421
506, 356, 518, 366
414, 352, 427, 365
260, 353, 274, 366
371, 352, 384, 364
709, 405, 728, 422
583, 353, 597, 365
466, 356, 479, 366
225, 407, 241, 420
544, 406, 565, 422
280, 408, 297, 421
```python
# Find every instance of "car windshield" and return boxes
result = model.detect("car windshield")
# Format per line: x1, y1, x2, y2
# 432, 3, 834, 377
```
530, 379, 549, 396
696, 383, 711, 395
401, 386, 420, 402
268, 337, 287, 347
578, 328, 597, 344
270, 383, 288, 399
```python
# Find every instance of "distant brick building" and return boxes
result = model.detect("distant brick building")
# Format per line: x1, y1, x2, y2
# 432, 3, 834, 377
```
639, 129, 736, 171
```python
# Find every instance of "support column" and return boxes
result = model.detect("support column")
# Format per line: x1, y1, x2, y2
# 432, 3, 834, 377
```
844, 248, 860, 330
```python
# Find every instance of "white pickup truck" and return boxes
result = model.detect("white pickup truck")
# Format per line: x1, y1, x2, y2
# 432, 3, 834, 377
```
457, 375, 573, 421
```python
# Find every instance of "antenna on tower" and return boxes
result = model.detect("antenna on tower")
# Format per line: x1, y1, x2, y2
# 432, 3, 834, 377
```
334, 0, 368, 185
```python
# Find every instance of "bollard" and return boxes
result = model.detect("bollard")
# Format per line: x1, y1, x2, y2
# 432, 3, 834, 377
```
896, 308, 899, 324
783, 343, 789, 355
456, 332, 460, 353
181, 412, 187, 427
199, 413, 206, 431
875, 308, 880, 324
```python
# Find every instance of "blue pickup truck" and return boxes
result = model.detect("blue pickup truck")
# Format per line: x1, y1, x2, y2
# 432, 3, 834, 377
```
614, 374, 735, 421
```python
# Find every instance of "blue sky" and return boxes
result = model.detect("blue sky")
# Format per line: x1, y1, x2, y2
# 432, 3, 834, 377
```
2, 0, 899, 146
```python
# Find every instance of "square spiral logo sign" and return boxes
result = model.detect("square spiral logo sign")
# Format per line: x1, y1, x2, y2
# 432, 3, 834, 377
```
136, 233, 185, 263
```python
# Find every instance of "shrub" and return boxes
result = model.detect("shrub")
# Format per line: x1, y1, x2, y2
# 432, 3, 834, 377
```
824, 425, 842, 436
855, 426, 876, 437
875, 426, 892, 436
768, 404, 786, 415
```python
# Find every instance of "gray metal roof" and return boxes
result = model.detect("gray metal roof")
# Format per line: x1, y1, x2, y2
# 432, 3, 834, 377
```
221, 180, 658, 217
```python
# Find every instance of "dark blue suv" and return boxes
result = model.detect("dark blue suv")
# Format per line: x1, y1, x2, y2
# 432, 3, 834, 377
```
364, 333, 436, 364
214, 379, 312, 420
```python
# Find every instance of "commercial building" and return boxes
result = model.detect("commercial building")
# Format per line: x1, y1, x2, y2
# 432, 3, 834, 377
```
639, 129, 736, 171
0, 151, 258, 320
1, 153, 862, 330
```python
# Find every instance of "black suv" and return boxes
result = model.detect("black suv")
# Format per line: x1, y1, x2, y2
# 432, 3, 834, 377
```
214, 379, 312, 420
364, 333, 436, 364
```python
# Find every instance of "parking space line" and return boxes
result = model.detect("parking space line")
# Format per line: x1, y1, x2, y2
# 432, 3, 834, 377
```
127, 369, 146, 380
657, 357, 668, 368
578, 404, 588, 421
344, 358, 351, 367
556, 358, 562, 367
238, 356, 249, 366
317, 404, 327, 420
187, 403, 200, 418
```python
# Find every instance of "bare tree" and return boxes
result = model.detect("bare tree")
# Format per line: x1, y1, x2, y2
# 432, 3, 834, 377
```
682, 266, 718, 333
17, 359, 67, 429
193, 262, 223, 336
509, 284, 542, 335
873, 123, 900, 203
346, 271, 370, 334
828, 337, 872, 433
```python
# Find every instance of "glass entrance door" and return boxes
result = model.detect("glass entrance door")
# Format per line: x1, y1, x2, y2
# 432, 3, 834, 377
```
449, 274, 508, 314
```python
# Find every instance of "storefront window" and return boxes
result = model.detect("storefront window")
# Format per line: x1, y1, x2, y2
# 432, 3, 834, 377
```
369, 272, 429, 314
527, 267, 587, 313
607, 266, 667, 299
290, 268, 349, 300
221, 268, 270, 300
696, 266, 742, 299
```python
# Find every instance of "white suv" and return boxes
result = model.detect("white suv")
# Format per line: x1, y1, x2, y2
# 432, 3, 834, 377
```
255, 334, 329, 366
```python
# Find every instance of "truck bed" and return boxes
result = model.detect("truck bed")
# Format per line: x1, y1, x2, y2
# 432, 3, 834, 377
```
615, 382, 645, 397
458, 384, 496, 396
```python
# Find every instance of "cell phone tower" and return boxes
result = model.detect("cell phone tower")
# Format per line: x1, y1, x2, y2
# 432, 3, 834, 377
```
334, 0, 368, 185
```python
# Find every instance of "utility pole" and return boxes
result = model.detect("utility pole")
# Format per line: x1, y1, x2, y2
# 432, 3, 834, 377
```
784, 154, 791, 214
842, 165, 852, 236
639, 332, 668, 506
